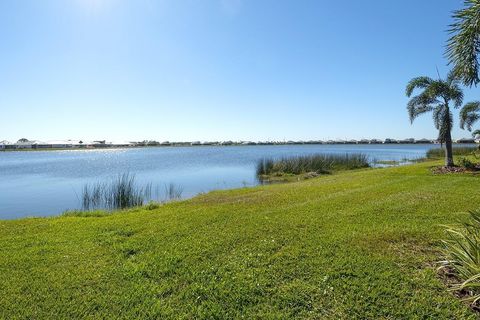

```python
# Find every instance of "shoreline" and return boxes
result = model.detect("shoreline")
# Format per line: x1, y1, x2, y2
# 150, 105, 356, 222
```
0, 160, 412, 221
1, 142, 476, 153
0, 157, 450, 221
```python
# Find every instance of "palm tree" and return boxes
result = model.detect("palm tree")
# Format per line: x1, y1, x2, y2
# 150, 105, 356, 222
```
460, 101, 480, 138
446, 0, 480, 86
406, 72, 464, 167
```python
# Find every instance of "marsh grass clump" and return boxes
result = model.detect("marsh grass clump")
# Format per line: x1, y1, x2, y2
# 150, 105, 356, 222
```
81, 182, 106, 210
427, 146, 478, 159
440, 210, 480, 304
256, 158, 274, 176
164, 183, 183, 202
81, 175, 184, 212
82, 173, 153, 211
144, 201, 161, 211
256, 153, 369, 178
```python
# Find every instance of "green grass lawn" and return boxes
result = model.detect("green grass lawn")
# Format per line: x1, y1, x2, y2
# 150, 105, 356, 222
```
1, 160, 480, 319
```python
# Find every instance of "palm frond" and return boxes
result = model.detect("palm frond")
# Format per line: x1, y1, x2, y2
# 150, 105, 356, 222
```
433, 105, 447, 130
432, 104, 453, 144
407, 94, 435, 123
446, 0, 480, 86
460, 101, 480, 130
405, 76, 434, 97
447, 69, 461, 85
438, 108, 454, 144
449, 83, 465, 108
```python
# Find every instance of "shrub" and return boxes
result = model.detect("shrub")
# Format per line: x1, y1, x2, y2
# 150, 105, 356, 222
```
440, 210, 480, 304
145, 201, 161, 210
459, 157, 477, 170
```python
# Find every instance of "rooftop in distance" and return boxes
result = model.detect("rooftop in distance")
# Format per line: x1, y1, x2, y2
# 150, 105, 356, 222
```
0, 137, 478, 150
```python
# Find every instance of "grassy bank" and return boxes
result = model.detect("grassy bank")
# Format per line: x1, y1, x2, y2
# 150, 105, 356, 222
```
1, 160, 480, 318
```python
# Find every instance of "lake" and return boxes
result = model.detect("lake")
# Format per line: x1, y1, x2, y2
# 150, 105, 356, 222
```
0, 144, 447, 219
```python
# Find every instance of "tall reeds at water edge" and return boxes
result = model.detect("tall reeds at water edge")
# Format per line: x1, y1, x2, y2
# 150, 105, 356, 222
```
164, 183, 183, 201
81, 173, 183, 211
256, 153, 370, 177
426, 146, 478, 159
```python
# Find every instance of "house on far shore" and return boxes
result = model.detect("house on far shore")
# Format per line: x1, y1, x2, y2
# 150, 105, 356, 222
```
0, 140, 13, 150
45, 140, 77, 148
415, 138, 433, 144
15, 139, 37, 149
383, 138, 398, 144
398, 138, 415, 144
2, 139, 139, 149
456, 138, 477, 144
107, 141, 136, 148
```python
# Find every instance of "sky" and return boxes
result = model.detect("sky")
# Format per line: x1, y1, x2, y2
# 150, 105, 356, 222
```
0, 0, 478, 142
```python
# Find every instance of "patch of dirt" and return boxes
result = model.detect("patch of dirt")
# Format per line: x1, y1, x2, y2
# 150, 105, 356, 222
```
303, 172, 320, 179
431, 166, 480, 174
437, 267, 480, 313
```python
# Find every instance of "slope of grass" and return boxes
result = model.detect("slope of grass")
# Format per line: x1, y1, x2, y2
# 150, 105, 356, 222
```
1, 161, 480, 319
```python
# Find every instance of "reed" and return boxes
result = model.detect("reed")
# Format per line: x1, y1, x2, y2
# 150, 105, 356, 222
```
81, 174, 184, 211
82, 173, 152, 210
164, 183, 184, 202
426, 146, 478, 159
256, 153, 369, 177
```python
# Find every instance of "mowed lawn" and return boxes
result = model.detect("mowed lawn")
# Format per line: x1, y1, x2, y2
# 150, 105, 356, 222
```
2, 161, 480, 319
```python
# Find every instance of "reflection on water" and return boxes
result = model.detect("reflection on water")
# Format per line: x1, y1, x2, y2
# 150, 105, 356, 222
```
0, 144, 449, 218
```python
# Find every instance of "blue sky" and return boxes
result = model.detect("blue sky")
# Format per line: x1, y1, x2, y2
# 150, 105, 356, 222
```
0, 0, 477, 142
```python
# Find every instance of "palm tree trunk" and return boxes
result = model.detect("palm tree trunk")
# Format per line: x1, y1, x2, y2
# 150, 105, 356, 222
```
445, 131, 454, 167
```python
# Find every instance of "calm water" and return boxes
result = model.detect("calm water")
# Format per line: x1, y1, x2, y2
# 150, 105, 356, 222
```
0, 144, 443, 219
